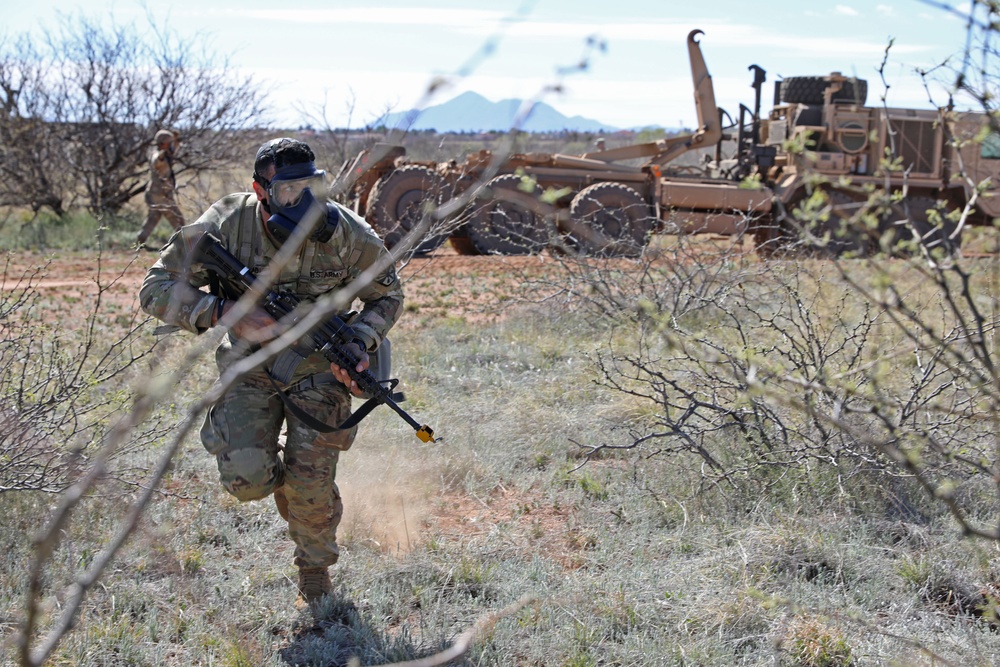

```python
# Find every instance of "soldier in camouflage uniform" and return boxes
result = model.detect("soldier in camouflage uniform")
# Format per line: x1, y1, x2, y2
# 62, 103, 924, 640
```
139, 138, 403, 605
138, 129, 185, 248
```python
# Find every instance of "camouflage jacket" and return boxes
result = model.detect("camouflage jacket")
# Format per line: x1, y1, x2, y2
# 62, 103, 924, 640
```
139, 193, 404, 374
148, 147, 176, 196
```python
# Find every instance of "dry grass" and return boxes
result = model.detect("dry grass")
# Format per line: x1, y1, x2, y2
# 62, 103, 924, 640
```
3, 244, 1000, 666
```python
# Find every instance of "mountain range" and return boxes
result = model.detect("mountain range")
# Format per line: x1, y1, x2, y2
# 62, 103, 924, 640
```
380, 91, 626, 134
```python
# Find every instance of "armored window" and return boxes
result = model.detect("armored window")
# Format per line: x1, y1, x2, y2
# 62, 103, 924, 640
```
836, 121, 868, 154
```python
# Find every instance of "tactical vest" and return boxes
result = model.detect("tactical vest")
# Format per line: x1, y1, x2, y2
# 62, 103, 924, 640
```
228, 193, 260, 269
206, 193, 258, 302
217, 193, 394, 398
223, 194, 367, 297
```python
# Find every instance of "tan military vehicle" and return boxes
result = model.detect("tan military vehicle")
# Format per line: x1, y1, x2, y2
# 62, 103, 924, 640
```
335, 30, 1000, 257
333, 30, 718, 257
726, 71, 1000, 256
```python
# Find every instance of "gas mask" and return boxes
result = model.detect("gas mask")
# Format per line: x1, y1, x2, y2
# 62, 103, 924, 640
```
264, 162, 339, 245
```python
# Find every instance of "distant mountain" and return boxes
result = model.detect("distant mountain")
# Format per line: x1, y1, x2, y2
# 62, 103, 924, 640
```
380, 91, 621, 133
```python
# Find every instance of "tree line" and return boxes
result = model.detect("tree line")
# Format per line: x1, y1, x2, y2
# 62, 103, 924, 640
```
0, 12, 267, 219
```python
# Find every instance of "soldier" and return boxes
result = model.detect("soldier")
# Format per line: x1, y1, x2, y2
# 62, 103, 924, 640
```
139, 138, 404, 606
137, 129, 185, 249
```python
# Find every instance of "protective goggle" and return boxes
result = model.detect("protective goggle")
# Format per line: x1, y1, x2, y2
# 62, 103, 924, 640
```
266, 164, 327, 207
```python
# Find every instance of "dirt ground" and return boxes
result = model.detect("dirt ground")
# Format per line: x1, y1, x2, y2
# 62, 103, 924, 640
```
0, 243, 558, 326
4, 226, 997, 326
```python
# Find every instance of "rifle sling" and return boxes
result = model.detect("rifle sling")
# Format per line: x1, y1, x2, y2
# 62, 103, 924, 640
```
265, 371, 380, 434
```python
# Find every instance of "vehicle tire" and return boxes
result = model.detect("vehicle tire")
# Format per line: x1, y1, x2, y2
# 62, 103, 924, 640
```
563, 182, 654, 257
882, 195, 961, 258
465, 174, 551, 255
780, 76, 868, 106
367, 165, 450, 255
809, 189, 870, 257
751, 218, 786, 258
443, 174, 483, 255
772, 190, 870, 258
449, 233, 481, 255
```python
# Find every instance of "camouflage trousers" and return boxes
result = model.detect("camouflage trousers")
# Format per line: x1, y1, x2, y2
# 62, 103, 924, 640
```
200, 371, 357, 567
139, 191, 184, 243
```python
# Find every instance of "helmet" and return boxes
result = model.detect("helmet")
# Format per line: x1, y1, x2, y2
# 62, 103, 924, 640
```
154, 129, 174, 144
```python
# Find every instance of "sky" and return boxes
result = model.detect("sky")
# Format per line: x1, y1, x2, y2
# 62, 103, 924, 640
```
2, 0, 981, 131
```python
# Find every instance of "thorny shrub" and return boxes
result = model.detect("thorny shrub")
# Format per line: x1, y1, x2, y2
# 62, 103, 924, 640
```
0, 252, 167, 493
520, 220, 1000, 531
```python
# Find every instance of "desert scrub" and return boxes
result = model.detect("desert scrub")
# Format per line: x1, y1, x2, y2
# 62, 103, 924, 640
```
782, 615, 853, 667
7, 248, 1000, 665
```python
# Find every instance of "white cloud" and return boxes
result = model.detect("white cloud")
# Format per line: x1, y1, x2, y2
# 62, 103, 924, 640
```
690, 26, 926, 57
927, 2, 972, 22
150, 1, 972, 131
235, 8, 507, 26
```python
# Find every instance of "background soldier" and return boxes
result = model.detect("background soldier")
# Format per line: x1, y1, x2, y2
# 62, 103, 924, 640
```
139, 138, 404, 606
137, 129, 185, 249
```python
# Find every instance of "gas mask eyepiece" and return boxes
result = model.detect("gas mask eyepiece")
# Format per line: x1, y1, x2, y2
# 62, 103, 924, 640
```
264, 162, 338, 244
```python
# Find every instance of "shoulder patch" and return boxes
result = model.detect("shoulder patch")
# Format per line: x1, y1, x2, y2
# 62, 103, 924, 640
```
376, 266, 398, 287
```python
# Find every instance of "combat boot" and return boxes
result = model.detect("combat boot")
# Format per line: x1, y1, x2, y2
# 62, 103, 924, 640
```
273, 486, 289, 521
296, 566, 332, 606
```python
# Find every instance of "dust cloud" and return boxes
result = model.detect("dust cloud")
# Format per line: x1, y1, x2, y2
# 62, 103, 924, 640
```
337, 436, 436, 557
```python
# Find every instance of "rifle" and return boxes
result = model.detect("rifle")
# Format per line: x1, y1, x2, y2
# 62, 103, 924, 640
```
194, 233, 436, 443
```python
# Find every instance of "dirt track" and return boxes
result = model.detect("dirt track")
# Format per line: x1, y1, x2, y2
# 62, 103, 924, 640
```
1, 245, 557, 326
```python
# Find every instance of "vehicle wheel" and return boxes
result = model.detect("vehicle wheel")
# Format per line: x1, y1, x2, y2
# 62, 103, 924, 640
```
882, 195, 961, 258
780, 76, 868, 106
449, 233, 481, 255
783, 189, 870, 258
465, 174, 551, 255
367, 165, 450, 255
751, 219, 786, 258
813, 190, 870, 257
442, 174, 483, 255
563, 182, 654, 257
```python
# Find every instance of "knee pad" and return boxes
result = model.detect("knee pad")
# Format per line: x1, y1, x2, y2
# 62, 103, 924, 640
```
216, 446, 284, 501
